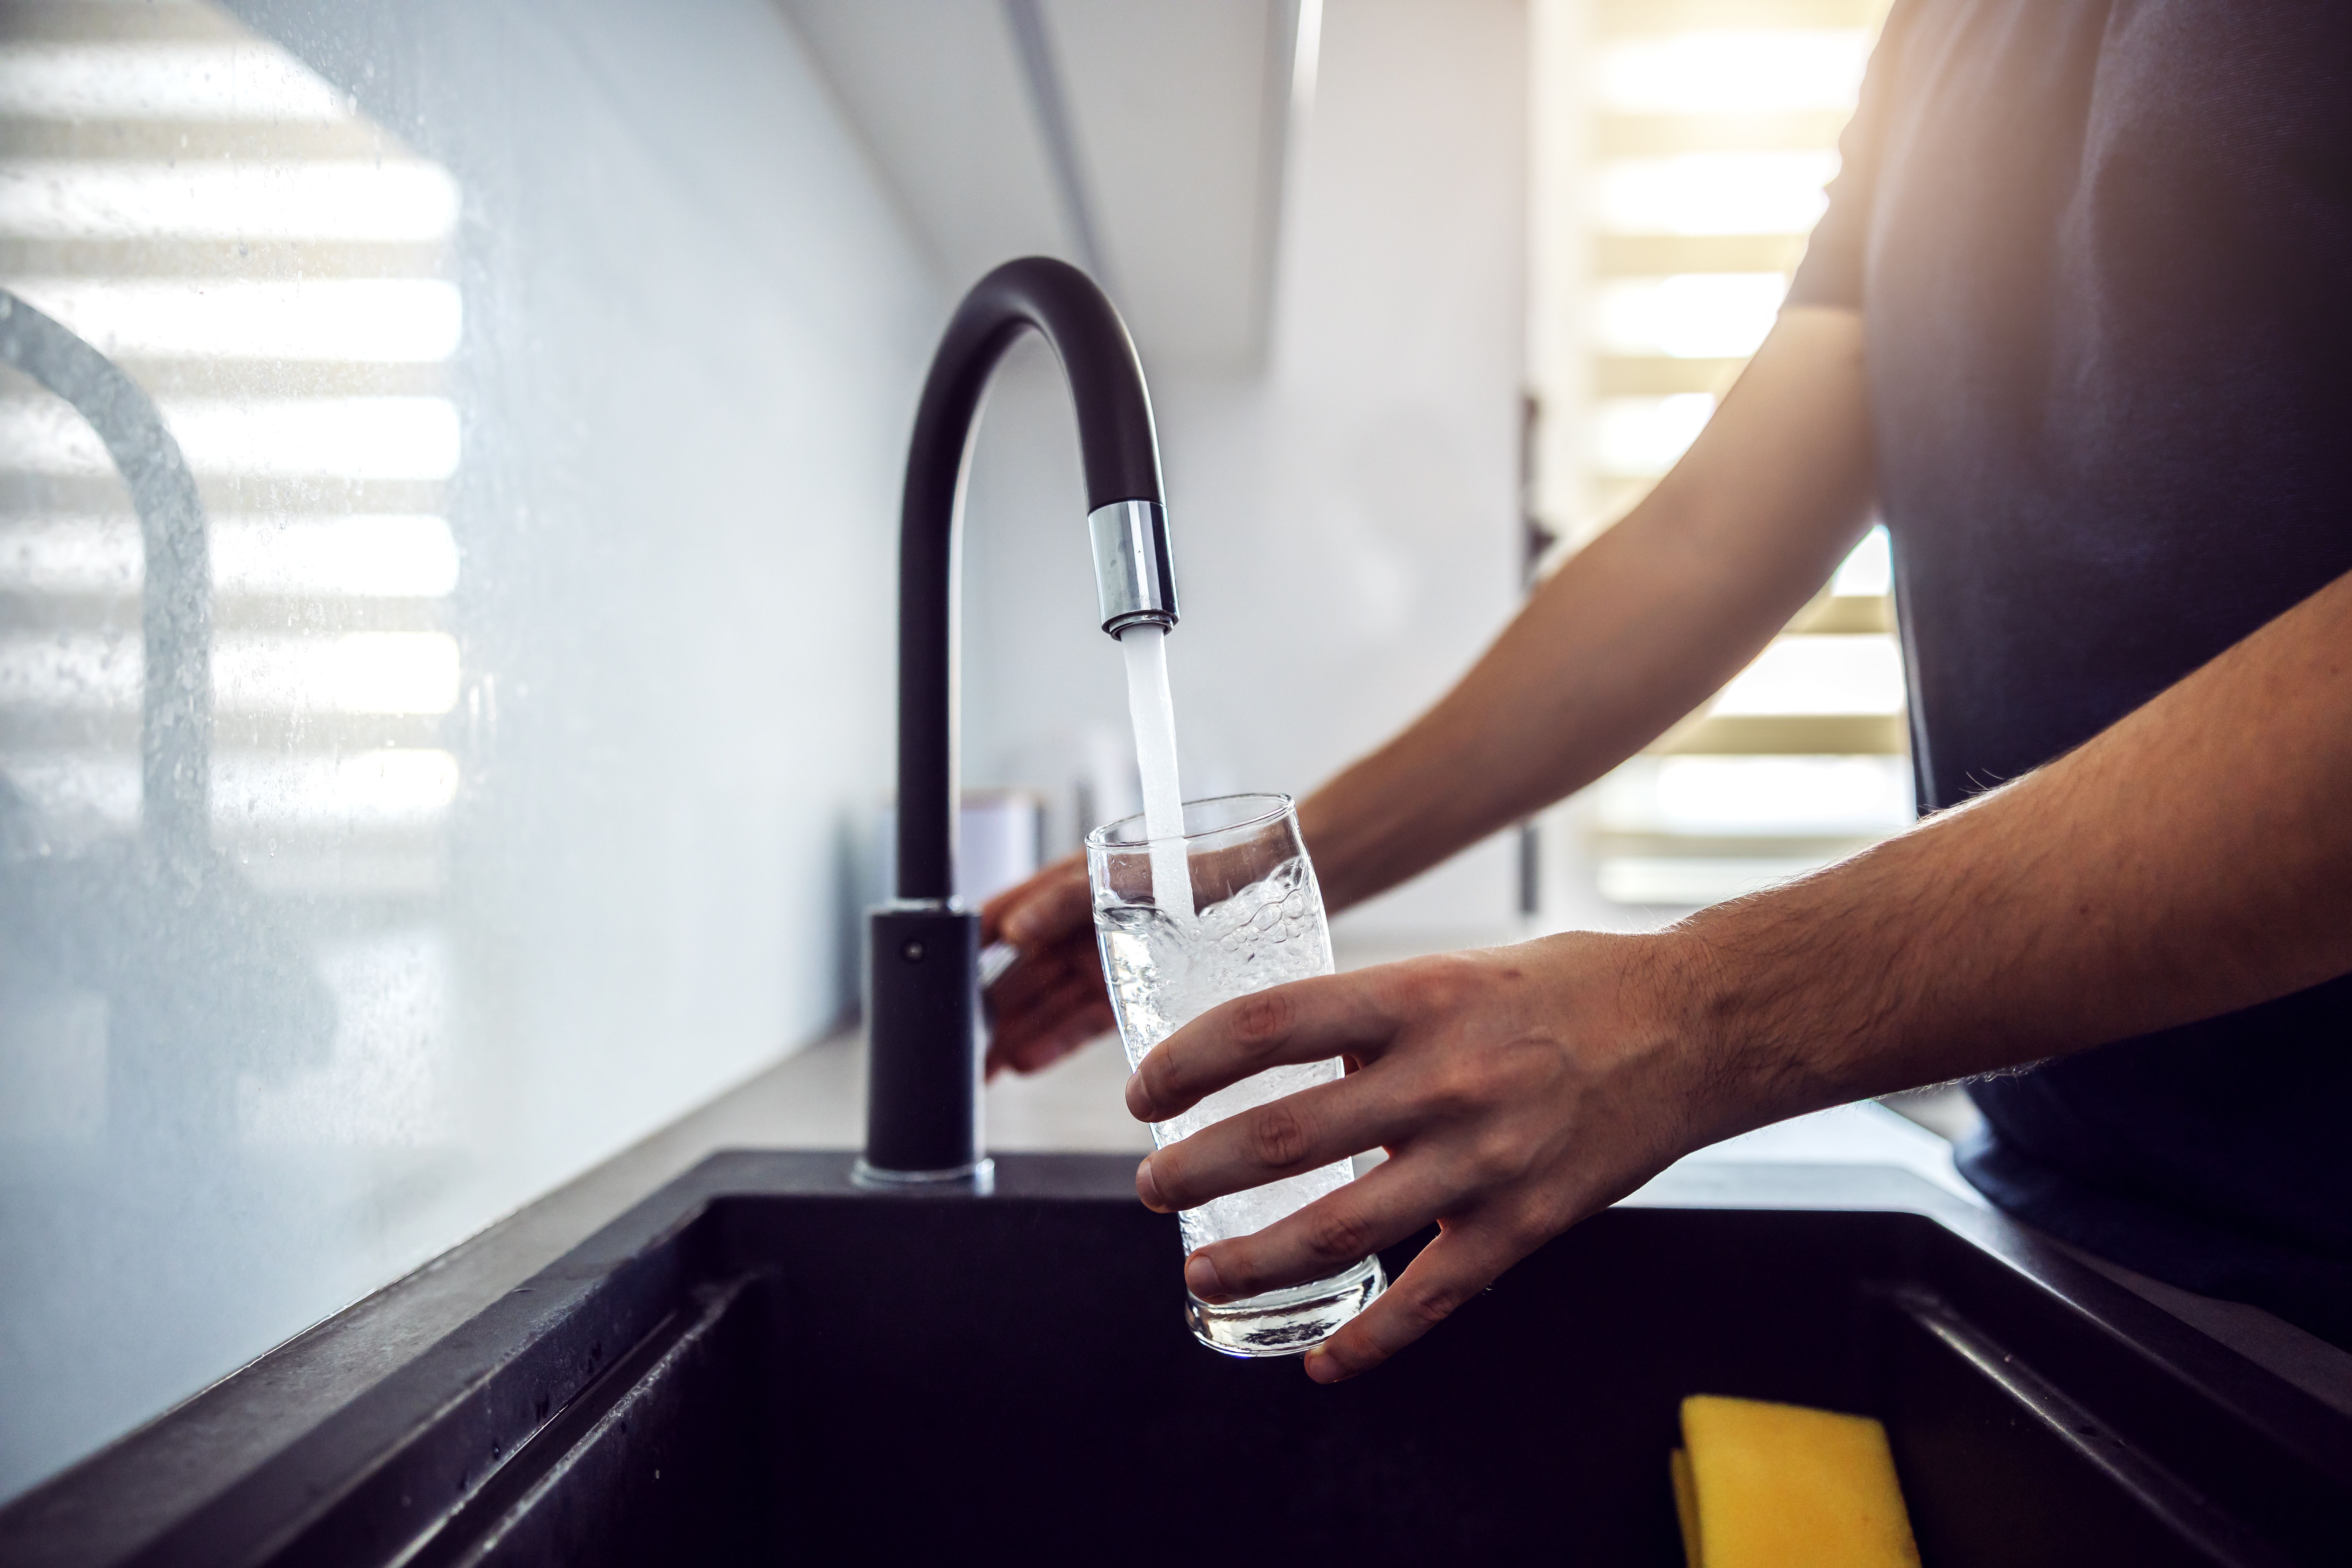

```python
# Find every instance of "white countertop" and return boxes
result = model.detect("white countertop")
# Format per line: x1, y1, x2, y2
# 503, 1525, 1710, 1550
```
752, 1025, 1984, 1209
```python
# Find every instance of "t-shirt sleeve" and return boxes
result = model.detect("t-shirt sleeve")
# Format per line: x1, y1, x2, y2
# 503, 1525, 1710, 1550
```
1785, 6, 1911, 310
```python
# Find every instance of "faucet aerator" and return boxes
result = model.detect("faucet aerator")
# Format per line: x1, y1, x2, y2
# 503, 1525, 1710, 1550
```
1089, 498, 1181, 638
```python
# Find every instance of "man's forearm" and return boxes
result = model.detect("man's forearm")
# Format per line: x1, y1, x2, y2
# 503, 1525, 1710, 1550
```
1666, 568, 2352, 1141
1301, 307, 1877, 913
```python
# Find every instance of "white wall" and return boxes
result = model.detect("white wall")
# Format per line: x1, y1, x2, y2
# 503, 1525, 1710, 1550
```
0, 0, 1532, 1503
0, 0, 935, 1500
961, 0, 1530, 943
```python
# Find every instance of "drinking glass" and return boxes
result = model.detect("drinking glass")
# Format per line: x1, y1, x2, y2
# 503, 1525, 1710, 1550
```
1086, 792, 1384, 1356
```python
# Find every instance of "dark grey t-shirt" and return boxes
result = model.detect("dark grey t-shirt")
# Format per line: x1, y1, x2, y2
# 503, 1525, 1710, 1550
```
1786, 0, 2352, 1339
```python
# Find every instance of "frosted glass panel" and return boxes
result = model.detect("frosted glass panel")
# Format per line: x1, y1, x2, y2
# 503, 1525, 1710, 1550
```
0, 0, 931, 1499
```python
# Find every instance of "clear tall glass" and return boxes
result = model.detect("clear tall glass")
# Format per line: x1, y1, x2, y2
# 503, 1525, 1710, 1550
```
1086, 793, 1385, 1356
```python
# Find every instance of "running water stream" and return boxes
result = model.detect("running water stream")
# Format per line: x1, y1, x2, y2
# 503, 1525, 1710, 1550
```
1118, 624, 1196, 927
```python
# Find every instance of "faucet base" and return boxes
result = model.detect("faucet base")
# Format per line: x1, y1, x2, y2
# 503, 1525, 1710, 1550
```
862, 904, 984, 1177
848, 1156, 996, 1194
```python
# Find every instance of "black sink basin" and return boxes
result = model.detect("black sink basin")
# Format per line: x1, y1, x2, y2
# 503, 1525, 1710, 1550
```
7, 1154, 2348, 1566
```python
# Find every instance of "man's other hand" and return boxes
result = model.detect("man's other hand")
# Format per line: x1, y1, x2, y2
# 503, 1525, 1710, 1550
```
981, 855, 1114, 1077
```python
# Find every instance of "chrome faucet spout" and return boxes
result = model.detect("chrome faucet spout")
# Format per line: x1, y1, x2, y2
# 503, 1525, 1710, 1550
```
862, 257, 1177, 1182
1088, 499, 1178, 637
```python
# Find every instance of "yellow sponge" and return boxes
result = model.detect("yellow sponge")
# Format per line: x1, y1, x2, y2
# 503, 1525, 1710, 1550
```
1672, 1395, 1920, 1568
1670, 1445, 1703, 1568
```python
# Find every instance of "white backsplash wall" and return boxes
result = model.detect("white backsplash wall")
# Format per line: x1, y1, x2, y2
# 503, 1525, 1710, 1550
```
960, 0, 1528, 943
0, 0, 935, 1500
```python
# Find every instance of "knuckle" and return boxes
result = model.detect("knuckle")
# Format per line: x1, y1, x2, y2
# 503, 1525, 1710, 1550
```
1424, 1059, 1500, 1120
1149, 1152, 1194, 1210
1404, 953, 1480, 1014
1216, 1241, 1270, 1295
1465, 1128, 1533, 1187
1230, 987, 1296, 1054
1506, 1190, 1576, 1251
1247, 1100, 1312, 1170
1305, 1204, 1375, 1263
1401, 1284, 1463, 1331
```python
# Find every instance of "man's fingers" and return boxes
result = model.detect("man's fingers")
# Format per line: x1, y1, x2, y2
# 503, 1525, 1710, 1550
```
1174, 1147, 1450, 1303
978, 861, 1112, 1079
984, 936, 1093, 1014
1003, 995, 1114, 1076
1301, 1219, 1528, 1385
1128, 972, 1401, 1123
980, 856, 1091, 948
1140, 1071, 1406, 1216
986, 974, 1113, 1076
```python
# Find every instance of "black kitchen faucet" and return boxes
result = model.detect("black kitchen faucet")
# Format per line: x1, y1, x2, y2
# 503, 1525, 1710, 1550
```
860, 257, 1179, 1185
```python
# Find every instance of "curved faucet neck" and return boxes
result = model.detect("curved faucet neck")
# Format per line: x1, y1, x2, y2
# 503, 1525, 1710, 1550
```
895, 257, 1169, 902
